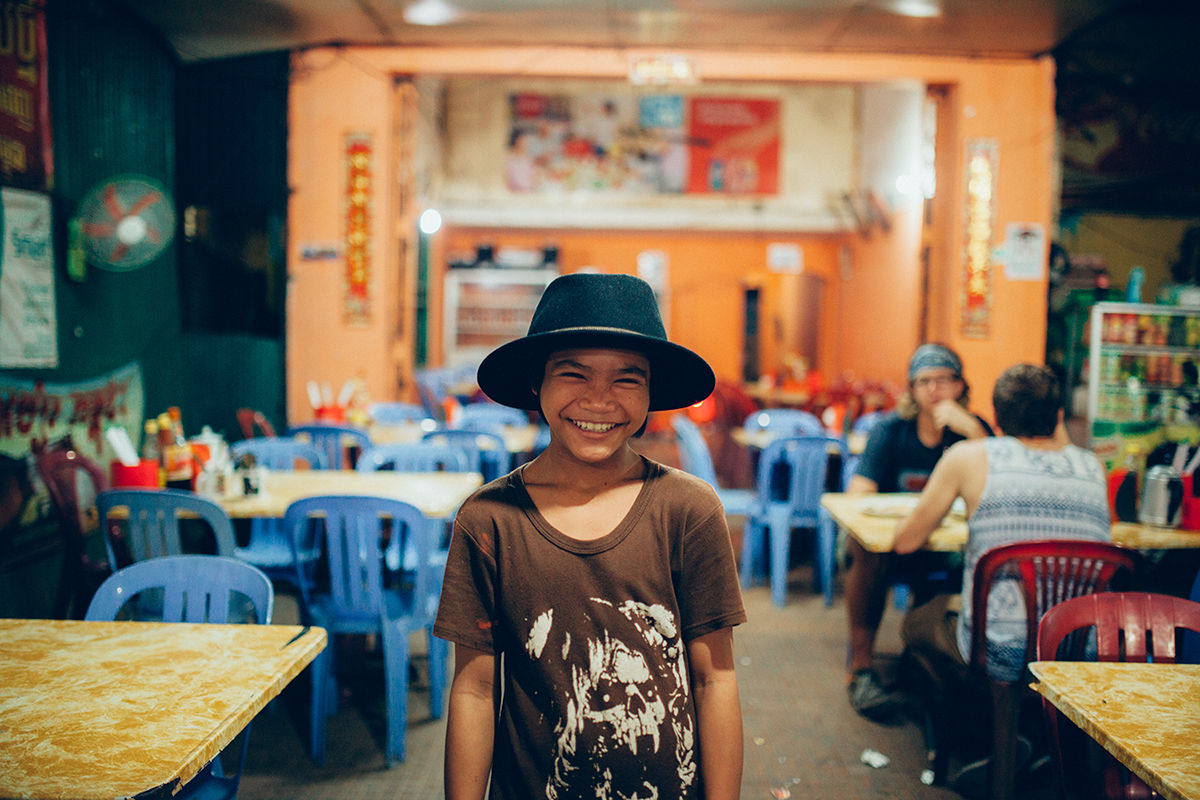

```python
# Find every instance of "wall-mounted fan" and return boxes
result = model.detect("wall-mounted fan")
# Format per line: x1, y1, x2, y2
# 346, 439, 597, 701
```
76, 175, 176, 271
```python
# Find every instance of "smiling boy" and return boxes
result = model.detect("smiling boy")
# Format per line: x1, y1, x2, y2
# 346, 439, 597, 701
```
433, 273, 746, 800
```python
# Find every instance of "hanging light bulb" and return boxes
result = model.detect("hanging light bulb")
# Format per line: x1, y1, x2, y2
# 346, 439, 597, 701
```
419, 208, 442, 235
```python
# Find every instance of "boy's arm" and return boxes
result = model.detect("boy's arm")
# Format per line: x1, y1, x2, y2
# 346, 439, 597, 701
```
444, 643, 497, 800
687, 627, 743, 800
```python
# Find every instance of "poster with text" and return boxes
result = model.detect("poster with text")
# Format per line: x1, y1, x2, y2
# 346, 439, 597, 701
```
506, 92, 688, 195
0, 186, 56, 367
686, 97, 779, 195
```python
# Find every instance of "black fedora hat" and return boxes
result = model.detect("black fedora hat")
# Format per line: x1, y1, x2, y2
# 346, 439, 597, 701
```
477, 272, 715, 412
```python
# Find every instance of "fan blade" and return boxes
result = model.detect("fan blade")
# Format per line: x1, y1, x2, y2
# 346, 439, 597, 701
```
144, 227, 161, 244
109, 241, 130, 262
103, 184, 125, 221
82, 221, 116, 237
127, 190, 162, 217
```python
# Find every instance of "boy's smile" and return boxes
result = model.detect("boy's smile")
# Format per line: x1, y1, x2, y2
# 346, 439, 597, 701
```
537, 347, 651, 468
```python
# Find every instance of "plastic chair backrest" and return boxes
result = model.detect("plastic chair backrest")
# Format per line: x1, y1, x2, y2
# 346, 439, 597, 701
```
971, 540, 1140, 679
287, 424, 371, 470
356, 442, 474, 473
755, 436, 838, 521
671, 414, 720, 488
236, 408, 277, 439
368, 402, 431, 424
97, 488, 238, 569
744, 408, 826, 437
1036, 592, 1200, 800
1184, 567, 1200, 663
422, 429, 508, 482
232, 437, 324, 470
1037, 591, 1200, 665
285, 495, 433, 624
85, 554, 273, 624
851, 410, 882, 435
455, 403, 529, 433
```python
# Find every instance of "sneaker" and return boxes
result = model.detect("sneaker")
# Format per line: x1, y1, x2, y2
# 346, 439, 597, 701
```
847, 668, 903, 721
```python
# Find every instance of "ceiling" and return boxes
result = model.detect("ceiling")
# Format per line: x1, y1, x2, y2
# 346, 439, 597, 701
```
123, 0, 1135, 63
120, 0, 1199, 214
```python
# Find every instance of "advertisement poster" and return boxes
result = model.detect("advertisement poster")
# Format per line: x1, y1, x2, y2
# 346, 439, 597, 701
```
505, 92, 688, 194
0, 361, 144, 463
686, 97, 779, 195
0, 187, 55, 367
0, 1, 52, 190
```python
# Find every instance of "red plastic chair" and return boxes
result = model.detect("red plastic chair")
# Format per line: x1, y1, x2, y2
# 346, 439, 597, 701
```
35, 448, 110, 619
924, 540, 1139, 798
236, 407, 277, 439
1036, 592, 1200, 800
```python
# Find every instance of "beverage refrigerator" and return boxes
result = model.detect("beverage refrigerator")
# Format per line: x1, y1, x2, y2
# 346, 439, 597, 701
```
1087, 301, 1200, 469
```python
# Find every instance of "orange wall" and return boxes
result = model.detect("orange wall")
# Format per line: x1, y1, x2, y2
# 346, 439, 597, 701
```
439, 229, 846, 386
287, 46, 1057, 425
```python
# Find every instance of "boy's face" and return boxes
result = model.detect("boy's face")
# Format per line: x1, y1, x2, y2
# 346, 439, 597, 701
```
537, 347, 650, 467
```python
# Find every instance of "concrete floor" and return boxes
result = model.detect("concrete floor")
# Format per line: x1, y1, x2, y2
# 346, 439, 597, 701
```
233, 566, 1056, 800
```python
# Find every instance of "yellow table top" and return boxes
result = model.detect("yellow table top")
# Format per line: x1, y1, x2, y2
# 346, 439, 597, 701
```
0, 618, 326, 800
368, 422, 539, 455
1030, 662, 1200, 800
220, 469, 483, 520
821, 492, 1200, 553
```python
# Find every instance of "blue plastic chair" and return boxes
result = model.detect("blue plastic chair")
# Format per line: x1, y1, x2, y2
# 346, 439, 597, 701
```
1184, 566, 1200, 663
356, 442, 474, 475
369, 402, 432, 424
740, 436, 843, 607
285, 495, 440, 766
97, 488, 237, 571
85, 555, 274, 800
421, 429, 509, 482
287, 424, 372, 470
743, 408, 827, 438
229, 438, 325, 606
671, 415, 754, 516
232, 437, 325, 470
851, 410, 883, 436
455, 402, 529, 433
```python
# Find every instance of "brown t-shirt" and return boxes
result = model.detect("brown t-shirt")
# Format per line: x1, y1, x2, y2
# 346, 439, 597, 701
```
434, 457, 746, 800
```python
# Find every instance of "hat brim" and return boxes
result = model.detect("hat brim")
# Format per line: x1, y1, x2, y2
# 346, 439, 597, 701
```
477, 328, 716, 412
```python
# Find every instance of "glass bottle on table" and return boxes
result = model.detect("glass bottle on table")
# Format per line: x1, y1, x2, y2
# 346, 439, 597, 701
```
162, 407, 195, 490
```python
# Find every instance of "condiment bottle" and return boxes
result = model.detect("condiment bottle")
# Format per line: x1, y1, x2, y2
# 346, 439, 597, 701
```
1109, 446, 1141, 523
162, 407, 195, 489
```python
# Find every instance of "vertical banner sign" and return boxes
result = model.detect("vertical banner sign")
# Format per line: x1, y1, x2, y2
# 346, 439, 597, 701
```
686, 97, 779, 195
961, 138, 998, 339
0, 1, 51, 190
343, 130, 373, 327
0, 186, 55, 367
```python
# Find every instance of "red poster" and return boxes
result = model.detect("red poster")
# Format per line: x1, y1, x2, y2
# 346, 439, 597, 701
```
686, 97, 779, 195
0, 1, 52, 190
343, 131, 372, 327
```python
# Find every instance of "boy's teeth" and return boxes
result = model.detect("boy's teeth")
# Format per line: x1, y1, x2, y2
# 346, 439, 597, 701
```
575, 420, 617, 432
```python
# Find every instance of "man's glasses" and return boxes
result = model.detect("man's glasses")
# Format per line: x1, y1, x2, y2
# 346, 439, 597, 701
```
912, 374, 961, 390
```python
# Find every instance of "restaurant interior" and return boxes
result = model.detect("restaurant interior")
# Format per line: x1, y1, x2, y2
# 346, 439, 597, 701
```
2, 1, 1199, 799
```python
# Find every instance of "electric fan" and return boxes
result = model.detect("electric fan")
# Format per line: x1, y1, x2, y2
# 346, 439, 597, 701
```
76, 175, 176, 271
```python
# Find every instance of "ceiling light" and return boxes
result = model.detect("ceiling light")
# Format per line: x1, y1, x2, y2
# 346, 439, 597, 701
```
419, 208, 442, 234
887, 0, 941, 19
404, 0, 460, 26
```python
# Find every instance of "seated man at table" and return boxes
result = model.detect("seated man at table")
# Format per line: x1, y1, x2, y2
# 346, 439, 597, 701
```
893, 365, 1110, 776
844, 343, 993, 719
